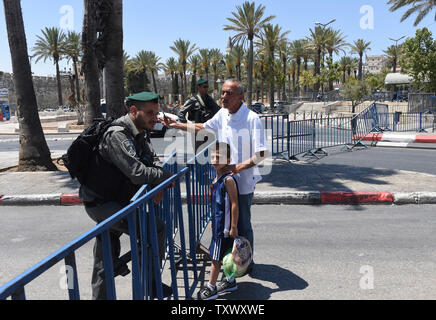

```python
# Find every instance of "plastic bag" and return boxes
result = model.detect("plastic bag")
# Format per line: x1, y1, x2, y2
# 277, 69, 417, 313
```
222, 237, 252, 279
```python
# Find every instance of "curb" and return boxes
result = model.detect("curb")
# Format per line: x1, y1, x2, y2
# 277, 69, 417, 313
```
1, 191, 436, 206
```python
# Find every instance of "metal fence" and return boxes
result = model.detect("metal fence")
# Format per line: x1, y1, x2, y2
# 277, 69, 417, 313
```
408, 93, 436, 113
0, 148, 215, 300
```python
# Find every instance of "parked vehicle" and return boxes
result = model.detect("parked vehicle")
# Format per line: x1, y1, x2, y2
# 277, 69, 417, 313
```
273, 101, 286, 114
252, 102, 265, 114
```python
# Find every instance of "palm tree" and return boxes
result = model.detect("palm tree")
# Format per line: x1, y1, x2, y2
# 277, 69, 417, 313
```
3, 0, 56, 171
350, 39, 371, 80
339, 56, 353, 83
224, 53, 235, 78
170, 39, 198, 103
188, 54, 201, 95
82, 0, 104, 126
387, 0, 436, 26
164, 57, 178, 102
384, 44, 403, 73
261, 23, 290, 107
325, 28, 348, 90
146, 51, 164, 93
278, 38, 290, 101
64, 31, 82, 105
32, 27, 66, 107
199, 49, 211, 81
209, 49, 223, 95
224, 1, 276, 108
130, 50, 152, 92
231, 45, 245, 81
101, 0, 124, 119
306, 25, 330, 91
289, 40, 305, 96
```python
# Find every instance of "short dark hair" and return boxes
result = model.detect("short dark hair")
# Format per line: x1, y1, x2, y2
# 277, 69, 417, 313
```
214, 141, 232, 160
126, 99, 159, 112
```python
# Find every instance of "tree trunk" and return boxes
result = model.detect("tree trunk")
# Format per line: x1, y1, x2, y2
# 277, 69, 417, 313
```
3, 0, 56, 171
358, 53, 363, 81
182, 64, 187, 103
73, 59, 81, 104
269, 50, 275, 109
282, 56, 287, 102
104, 0, 125, 119
55, 60, 63, 107
82, 0, 103, 127
246, 39, 254, 108
151, 71, 158, 93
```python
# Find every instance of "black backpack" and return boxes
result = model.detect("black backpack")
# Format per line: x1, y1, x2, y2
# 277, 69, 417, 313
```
62, 118, 119, 185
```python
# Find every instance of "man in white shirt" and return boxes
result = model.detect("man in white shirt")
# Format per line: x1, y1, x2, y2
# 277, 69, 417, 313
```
161, 78, 269, 275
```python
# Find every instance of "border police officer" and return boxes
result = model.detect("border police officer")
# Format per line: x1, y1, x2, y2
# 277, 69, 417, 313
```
178, 79, 221, 152
80, 91, 174, 300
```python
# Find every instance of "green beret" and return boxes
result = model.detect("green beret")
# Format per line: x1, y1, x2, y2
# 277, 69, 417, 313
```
197, 79, 208, 86
126, 91, 160, 103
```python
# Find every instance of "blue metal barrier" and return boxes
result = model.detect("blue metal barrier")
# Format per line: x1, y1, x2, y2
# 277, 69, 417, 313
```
261, 115, 290, 160
0, 150, 200, 300
349, 102, 389, 148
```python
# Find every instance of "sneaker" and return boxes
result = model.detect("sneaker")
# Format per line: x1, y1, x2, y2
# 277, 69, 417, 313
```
197, 286, 218, 300
217, 278, 238, 294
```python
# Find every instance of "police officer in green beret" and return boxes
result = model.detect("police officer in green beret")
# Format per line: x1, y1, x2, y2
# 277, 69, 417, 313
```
178, 79, 221, 152
80, 91, 174, 300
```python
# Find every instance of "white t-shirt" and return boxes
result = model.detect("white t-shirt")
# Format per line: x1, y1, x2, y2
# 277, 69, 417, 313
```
204, 104, 268, 195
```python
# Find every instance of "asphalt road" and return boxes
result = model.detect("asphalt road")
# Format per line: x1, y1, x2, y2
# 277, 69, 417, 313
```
1, 204, 435, 300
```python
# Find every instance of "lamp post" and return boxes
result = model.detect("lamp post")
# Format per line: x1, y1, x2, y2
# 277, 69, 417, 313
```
389, 36, 405, 73
314, 19, 336, 93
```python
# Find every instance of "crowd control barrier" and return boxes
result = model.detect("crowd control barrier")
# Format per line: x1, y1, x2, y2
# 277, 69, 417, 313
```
0, 148, 216, 300
261, 115, 291, 160
349, 103, 389, 148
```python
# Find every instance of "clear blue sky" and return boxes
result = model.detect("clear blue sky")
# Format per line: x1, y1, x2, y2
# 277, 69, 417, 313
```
0, 0, 434, 76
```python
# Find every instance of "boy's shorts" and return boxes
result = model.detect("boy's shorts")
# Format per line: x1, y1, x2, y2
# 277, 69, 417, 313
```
209, 237, 234, 262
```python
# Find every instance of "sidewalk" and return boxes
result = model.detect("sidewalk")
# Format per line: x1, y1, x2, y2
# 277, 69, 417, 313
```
1, 159, 436, 206
1, 119, 436, 206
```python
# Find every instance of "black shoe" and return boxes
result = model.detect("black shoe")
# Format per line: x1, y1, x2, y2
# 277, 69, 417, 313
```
197, 286, 219, 300
152, 282, 173, 299
97, 258, 130, 278
217, 278, 238, 294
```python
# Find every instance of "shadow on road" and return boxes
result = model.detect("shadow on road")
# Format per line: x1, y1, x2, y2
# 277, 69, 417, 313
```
221, 264, 308, 300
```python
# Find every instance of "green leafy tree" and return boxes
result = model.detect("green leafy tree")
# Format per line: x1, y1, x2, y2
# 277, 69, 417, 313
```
400, 27, 436, 92
342, 79, 370, 113
224, 1, 275, 108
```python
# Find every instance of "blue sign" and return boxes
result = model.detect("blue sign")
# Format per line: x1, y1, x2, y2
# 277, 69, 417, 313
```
1, 105, 10, 121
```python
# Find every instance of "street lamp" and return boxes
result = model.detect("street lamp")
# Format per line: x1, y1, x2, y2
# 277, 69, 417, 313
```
315, 19, 336, 28
389, 36, 405, 73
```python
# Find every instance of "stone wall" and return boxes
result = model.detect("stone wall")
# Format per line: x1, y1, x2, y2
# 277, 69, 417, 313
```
0, 71, 84, 110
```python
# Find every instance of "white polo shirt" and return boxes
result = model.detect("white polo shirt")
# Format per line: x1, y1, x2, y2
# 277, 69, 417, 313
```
204, 104, 268, 195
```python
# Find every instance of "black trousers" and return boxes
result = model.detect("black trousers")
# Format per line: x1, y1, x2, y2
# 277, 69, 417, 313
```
84, 201, 166, 300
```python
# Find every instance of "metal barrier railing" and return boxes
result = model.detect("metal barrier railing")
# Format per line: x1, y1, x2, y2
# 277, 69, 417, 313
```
261, 115, 290, 160
350, 102, 389, 148
0, 144, 216, 300
0, 167, 193, 300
